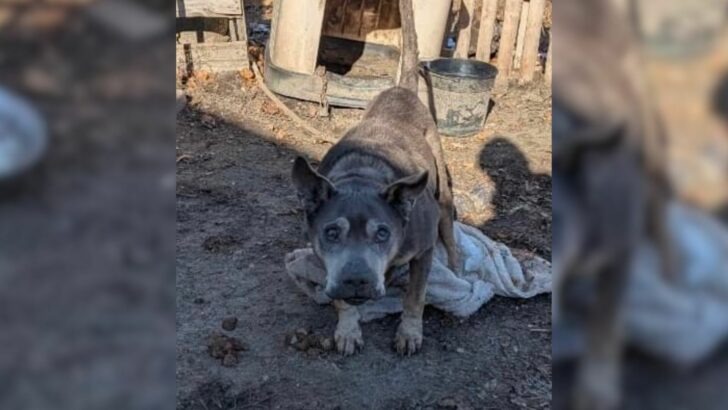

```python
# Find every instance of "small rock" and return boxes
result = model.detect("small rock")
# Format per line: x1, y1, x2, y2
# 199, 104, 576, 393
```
22, 66, 62, 95
221, 353, 238, 367
295, 337, 310, 351
202, 235, 240, 253
437, 397, 459, 409
221, 317, 238, 331
207, 332, 247, 366
484, 379, 498, 391
320, 337, 334, 351
261, 100, 280, 115
286, 328, 334, 354
239, 67, 255, 81
455, 347, 465, 354
176, 89, 187, 113
200, 114, 217, 129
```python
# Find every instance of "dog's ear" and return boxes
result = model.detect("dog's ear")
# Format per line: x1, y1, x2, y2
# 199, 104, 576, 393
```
381, 171, 429, 222
292, 156, 336, 216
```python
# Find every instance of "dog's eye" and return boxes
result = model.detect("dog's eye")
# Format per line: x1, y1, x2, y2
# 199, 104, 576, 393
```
325, 227, 341, 242
375, 227, 390, 243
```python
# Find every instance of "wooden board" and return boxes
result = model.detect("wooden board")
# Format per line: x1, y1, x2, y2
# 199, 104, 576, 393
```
176, 42, 249, 72
475, 0, 498, 61
513, 0, 530, 69
268, 0, 326, 75
520, 0, 545, 82
176, 0, 243, 18
453, 0, 473, 58
495, 0, 521, 89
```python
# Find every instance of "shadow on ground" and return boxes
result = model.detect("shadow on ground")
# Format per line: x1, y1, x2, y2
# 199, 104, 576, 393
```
478, 137, 552, 259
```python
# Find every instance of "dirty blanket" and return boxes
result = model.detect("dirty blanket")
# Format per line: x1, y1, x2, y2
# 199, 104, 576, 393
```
625, 202, 728, 366
284, 222, 552, 322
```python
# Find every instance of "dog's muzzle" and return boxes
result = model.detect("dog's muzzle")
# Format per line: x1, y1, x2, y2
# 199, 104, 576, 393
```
325, 258, 385, 304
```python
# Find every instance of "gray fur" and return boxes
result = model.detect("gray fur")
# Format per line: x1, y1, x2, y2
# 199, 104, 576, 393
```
292, 87, 458, 355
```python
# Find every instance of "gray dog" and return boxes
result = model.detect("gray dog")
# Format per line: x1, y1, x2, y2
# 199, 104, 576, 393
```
291, 1, 457, 356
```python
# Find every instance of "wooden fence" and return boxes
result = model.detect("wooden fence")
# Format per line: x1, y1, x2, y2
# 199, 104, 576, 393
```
450, 0, 552, 88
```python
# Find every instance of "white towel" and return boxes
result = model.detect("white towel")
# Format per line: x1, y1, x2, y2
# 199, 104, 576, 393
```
284, 222, 552, 322
626, 203, 728, 366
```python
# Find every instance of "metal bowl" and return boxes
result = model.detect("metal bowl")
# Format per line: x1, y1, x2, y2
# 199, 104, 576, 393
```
0, 88, 47, 182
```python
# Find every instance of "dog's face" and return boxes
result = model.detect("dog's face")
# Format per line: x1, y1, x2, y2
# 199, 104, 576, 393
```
292, 157, 428, 305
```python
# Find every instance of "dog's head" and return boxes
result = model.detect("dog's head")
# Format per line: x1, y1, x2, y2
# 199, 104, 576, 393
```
292, 157, 428, 305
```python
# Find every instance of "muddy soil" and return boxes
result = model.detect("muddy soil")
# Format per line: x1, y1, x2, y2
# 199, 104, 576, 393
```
175, 66, 553, 410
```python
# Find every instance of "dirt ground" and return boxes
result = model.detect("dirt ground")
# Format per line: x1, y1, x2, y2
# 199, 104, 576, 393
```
175, 57, 553, 409
1, 4, 175, 409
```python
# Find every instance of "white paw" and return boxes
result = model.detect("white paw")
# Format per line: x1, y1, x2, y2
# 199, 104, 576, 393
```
335, 321, 363, 356
394, 317, 423, 356
574, 360, 620, 410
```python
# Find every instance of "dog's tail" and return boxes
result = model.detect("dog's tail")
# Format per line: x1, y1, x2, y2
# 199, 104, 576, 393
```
398, 0, 419, 93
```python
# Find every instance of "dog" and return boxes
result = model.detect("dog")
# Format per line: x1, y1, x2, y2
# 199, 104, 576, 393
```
291, 0, 458, 356
553, 0, 674, 409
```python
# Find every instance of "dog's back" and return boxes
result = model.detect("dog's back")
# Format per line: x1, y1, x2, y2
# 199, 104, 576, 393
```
319, 87, 439, 189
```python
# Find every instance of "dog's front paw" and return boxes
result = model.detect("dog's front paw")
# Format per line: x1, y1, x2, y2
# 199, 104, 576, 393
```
334, 321, 363, 356
394, 317, 423, 356
573, 360, 620, 410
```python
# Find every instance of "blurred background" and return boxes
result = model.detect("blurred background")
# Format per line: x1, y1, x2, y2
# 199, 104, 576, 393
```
0, 1, 175, 409
553, 0, 728, 409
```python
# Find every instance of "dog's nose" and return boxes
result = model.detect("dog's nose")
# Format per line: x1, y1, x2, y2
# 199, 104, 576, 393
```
325, 258, 380, 302
343, 277, 371, 287
337, 259, 374, 288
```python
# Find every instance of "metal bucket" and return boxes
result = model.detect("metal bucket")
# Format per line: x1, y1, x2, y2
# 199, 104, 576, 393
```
420, 58, 498, 137
0, 88, 47, 183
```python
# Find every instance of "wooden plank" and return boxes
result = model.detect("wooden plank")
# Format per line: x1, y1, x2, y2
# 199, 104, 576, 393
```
176, 0, 242, 18
360, 0, 381, 36
269, 0, 326, 75
324, 29, 400, 48
544, 30, 551, 86
412, 0, 452, 59
176, 42, 249, 73
229, 14, 247, 42
495, 0, 521, 89
343, 0, 364, 36
475, 0, 497, 61
520, 0, 545, 82
323, 0, 346, 35
513, 0, 529, 69
453, 0, 474, 58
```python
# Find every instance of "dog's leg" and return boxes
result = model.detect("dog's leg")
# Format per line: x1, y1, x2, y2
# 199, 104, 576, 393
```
574, 262, 629, 410
333, 299, 363, 356
425, 127, 460, 271
438, 197, 460, 272
395, 248, 433, 355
